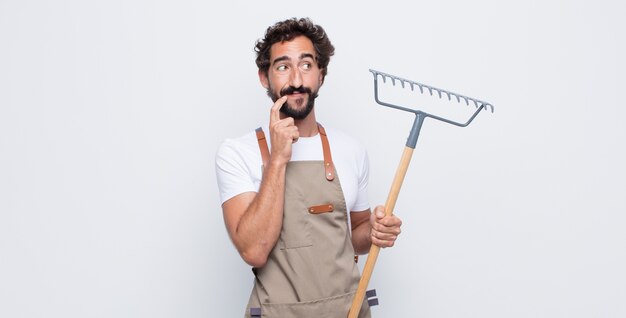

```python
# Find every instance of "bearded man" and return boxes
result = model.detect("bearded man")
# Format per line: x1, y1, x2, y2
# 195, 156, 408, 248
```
215, 17, 402, 318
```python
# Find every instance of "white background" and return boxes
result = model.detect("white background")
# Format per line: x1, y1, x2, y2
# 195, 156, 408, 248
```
1, 0, 625, 317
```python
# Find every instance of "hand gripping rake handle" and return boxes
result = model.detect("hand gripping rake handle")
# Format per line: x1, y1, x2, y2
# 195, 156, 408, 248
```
348, 70, 493, 317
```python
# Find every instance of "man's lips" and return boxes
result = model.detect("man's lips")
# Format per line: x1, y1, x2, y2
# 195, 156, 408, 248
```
285, 92, 306, 97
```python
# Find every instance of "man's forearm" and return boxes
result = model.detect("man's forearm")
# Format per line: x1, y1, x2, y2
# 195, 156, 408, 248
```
234, 161, 287, 267
351, 220, 373, 255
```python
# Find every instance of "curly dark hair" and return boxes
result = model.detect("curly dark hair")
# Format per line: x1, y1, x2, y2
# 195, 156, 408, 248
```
255, 17, 335, 80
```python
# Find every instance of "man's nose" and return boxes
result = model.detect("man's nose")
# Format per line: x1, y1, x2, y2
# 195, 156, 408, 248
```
289, 68, 303, 88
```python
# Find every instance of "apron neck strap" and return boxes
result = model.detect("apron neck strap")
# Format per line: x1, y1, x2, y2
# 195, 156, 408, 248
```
317, 123, 335, 181
255, 123, 335, 181
255, 127, 270, 169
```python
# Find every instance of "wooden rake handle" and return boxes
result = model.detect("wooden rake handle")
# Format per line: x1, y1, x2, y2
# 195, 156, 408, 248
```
348, 146, 415, 317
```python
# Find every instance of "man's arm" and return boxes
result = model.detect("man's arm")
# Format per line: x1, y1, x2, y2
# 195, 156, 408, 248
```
222, 159, 287, 268
350, 206, 402, 254
222, 96, 297, 268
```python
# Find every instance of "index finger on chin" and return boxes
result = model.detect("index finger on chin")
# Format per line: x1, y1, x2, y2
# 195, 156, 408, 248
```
270, 96, 288, 124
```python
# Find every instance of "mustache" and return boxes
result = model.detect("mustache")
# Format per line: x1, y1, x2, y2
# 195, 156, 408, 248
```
280, 86, 312, 96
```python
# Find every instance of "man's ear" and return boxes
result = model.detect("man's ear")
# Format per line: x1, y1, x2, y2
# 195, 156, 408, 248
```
319, 72, 324, 86
259, 69, 269, 89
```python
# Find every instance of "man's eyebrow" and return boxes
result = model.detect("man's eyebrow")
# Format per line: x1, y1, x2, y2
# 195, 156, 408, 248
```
272, 53, 315, 65
272, 56, 290, 64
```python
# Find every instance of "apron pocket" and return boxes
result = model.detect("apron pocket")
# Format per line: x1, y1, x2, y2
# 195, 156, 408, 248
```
259, 291, 370, 318
279, 207, 313, 249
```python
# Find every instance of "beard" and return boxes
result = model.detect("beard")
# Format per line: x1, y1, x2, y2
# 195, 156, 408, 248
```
267, 85, 319, 120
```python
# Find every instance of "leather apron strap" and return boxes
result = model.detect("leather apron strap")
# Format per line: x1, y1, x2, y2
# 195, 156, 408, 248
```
255, 127, 270, 169
256, 123, 335, 181
317, 124, 335, 181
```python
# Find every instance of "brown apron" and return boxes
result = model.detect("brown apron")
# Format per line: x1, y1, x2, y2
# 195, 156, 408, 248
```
245, 123, 371, 318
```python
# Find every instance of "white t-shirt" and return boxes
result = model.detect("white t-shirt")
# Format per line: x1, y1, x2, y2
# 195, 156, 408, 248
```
215, 124, 370, 215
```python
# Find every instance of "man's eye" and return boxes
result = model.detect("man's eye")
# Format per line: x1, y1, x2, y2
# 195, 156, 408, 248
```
277, 65, 287, 71
302, 63, 311, 70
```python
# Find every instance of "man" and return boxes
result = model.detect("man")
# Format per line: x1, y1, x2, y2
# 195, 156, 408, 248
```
215, 17, 402, 317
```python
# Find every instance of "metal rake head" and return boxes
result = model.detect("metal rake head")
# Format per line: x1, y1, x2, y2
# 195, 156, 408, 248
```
370, 69, 494, 148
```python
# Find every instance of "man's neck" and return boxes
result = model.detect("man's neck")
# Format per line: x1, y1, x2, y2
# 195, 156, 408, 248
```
293, 112, 318, 137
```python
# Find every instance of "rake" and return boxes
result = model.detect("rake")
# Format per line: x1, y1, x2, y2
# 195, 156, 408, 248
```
348, 69, 494, 317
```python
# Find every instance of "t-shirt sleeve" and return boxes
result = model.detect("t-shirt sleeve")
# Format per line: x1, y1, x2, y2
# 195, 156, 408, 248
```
215, 139, 257, 205
352, 145, 370, 212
